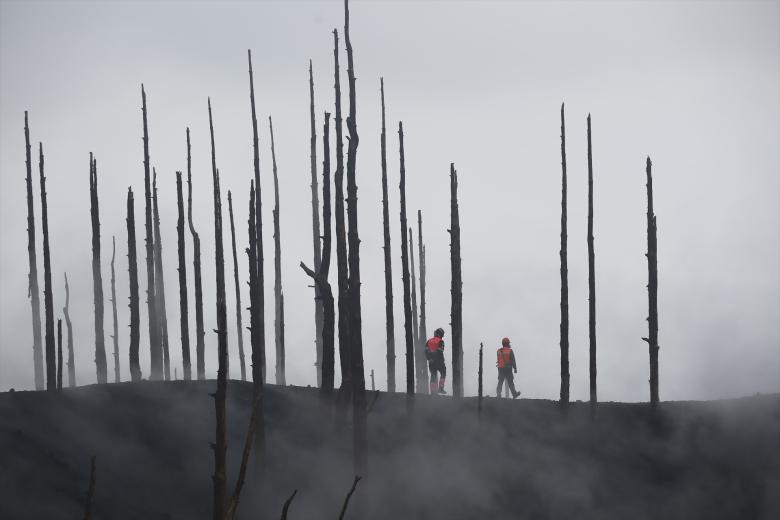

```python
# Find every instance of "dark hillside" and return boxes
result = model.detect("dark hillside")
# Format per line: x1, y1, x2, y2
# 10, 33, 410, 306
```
1, 381, 778, 519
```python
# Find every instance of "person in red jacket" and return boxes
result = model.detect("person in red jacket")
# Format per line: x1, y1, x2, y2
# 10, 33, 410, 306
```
426, 328, 447, 395
496, 337, 520, 399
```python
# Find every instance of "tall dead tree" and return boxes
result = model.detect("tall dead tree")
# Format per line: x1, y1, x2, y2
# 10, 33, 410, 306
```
450, 163, 463, 398
40, 143, 56, 391
344, 0, 367, 474
152, 170, 171, 380
643, 157, 660, 407
379, 78, 395, 393
228, 191, 245, 381
90, 154, 108, 384
208, 98, 228, 520
301, 112, 335, 395
418, 211, 428, 375
187, 128, 205, 380
478, 343, 483, 418
64, 273, 76, 386
176, 172, 191, 380
57, 319, 63, 390
398, 122, 414, 402
126, 189, 141, 382
333, 29, 351, 399
559, 103, 570, 406
270, 117, 286, 386
410, 227, 425, 393
308, 59, 324, 387
110, 237, 120, 383
24, 112, 44, 390
587, 114, 597, 406
142, 85, 162, 380
247, 49, 266, 384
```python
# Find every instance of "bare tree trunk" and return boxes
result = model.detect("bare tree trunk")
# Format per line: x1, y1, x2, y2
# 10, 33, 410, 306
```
410, 227, 426, 394
57, 319, 63, 390
24, 112, 44, 390
126, 189, 141, 382
370, 369, 375, 391
344, 0, 367, 475
228, 191, 245, 381
643, 157, 659, 407
141, 85, 162, 380
398, 122, 414, 405
308, 60, 324, 388
176, 172, 191, 381
270, 117, 285, 386
83, 456, 96, 520
64, 272, 76, 386
186, 128, 205, 380
559, 103, 570, 406
478, 343, 483, 418
225, 397, 260, 520
587, 114, 597, 407
208, 98, 228, 520
40, 143, 56, 391
89, 154, 107, 385
301, 113, 335, 396
338, 476, 362, 520
110, 236, 120, 383
379, 78, 395, 393
417, 210, 428, 385
247, 49, 267, 385
152, 169, 172, 380
450, 163, 463, 398
280, 490, 297, 519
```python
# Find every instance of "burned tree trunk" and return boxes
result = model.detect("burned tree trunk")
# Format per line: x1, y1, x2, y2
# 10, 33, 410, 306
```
208, 98, 229, 520
141, 85, 162, 380
587, 114, 597, 407
24, 112, 44, 390
110, 237, 120, 383
57, 319, 63, 390
83, 456, 96, 520
309, 60, 324, 388
126, 189, 141, 382
176, 172, 191, 381
398, 122, 414, 403
186, 128, 205, 380
89, 155, 107, 385
152, 169, 171, 380
228, 191, 245, 381
559, 103, 570, 406
417, 210, 428, 384
301, 112, 335, 396
643, 157, 660, 407
410, 227, 426, 394
450, 163, 463, 398
64, 273, 76, 386
478, 343, 483, 418
247, 49, 266, 385
270, 117, 285, 386
379, 79, 395, 394
40, 143, 56, 391
344, 0, 367, 474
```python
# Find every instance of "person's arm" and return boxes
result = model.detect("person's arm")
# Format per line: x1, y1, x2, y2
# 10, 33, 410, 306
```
511, 350, 517, 372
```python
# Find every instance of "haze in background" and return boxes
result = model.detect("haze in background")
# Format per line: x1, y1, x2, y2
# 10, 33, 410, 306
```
1, 0, 778, 401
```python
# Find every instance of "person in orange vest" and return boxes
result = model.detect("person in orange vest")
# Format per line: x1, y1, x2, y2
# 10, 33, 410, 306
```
496, 337, 520, 399
426, 327, 447, 394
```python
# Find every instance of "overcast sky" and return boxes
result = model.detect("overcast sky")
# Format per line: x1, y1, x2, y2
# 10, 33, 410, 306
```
1, 0, 778, 401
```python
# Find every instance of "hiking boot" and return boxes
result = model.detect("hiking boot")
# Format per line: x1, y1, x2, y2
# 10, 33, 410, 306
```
512, 391, 520, 399
438, 388, 447, 395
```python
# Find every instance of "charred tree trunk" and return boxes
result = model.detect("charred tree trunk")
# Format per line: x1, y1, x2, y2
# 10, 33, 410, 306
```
89, 155, 107, 385
83, 456, 96, 520
152, 169, 171, 380
559, 103, 570, 406
643, 157, 659, 407
345, 0, 367, 475
398, 122, 414, 404
379, 78, 395, 393
333, 29, 351, 401
270, 117, 285, 386
142, 85, 162, 380
228, 191, 245, 381
587, 114, 597, 407
417, 210, 428, 384
176, 172, 191, 381
40, 143, 56, 391
478, 343, 483, 418
301, 113, 335, 396
247, 49, 266, 385
64, 272, 76, 386
110, 236, 120, 383
57, 319, 63, 390
127, 189, 141, 382
186, 128, 206, 380
309, 60, 324, 388
208, 98, 228, 520
410, 227, 425, 394
24, 112, 44, 390
450, 163, 463, 398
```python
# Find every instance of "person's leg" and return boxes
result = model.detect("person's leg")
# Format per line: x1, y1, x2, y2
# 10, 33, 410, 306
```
428, 361, 438, 394
437, 357, 447, 393
497, 369, 505, 397
507, 371, 519, 398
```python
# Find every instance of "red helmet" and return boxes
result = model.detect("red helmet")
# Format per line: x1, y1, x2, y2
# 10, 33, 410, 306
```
501, 337, 510, 347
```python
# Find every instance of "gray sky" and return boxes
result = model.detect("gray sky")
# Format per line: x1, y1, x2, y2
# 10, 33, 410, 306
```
1, 0, 778, 401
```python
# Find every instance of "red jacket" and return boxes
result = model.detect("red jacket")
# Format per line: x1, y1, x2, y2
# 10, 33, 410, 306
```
496, 347, 516, 370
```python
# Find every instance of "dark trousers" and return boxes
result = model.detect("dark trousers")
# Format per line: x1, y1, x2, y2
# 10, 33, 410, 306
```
497, 367, 517, 397
428, 353, 446, 393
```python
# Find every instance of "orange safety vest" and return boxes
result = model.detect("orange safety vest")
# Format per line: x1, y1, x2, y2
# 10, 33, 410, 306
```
497, 347, 512, 369
426, 336, 443, 353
